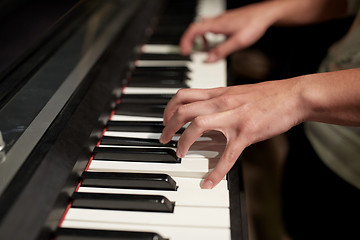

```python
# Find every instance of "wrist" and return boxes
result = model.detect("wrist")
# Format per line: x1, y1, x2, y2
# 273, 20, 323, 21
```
254, 1, 290, 27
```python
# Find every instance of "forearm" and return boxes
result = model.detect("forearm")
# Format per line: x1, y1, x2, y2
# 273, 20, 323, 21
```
297, 68, 360, 126
261, 0, 348, 27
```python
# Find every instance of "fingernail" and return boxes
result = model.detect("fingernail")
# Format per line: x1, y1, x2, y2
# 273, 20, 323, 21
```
159, 135, 165, 143
176, 150, 183, 158
202, 179, 213, 189
206, 53, 217, 63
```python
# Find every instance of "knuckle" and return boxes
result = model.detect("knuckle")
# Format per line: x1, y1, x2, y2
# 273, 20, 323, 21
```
176, 105, 188, 117
192, 116, 208, 129
216, 95, 233, 108
175, 88, 187, 99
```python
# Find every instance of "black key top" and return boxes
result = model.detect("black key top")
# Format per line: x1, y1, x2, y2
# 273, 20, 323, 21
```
152, 26, 188, 36
93, 147, 181, 163
106, 121, 184, 133
115, 104, 165, 118
131, 74, 189, 82
147, 36, 182, 45
71, 192, 175, 213
132, 71, 189, 80
158, 15, 195, 25
134, 66, 190, 73
107, 120, 164, 133
101, 136, 177, 148
56, 228, 167, 240
81, 172, 177, 191
120, 94, 173, 104
128, 80, 189, 88
139, 53, 191, 61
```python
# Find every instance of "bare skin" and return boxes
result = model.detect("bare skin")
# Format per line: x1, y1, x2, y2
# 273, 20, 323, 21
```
160, 69, 360, 188
180, 0, 347, 62
160, 0, 360, 189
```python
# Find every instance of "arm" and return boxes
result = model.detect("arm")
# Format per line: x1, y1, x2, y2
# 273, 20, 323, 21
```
160, 68, 360, 189
180, 0, 348, 62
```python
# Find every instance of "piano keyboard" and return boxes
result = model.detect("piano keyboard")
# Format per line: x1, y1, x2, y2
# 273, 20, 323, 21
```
56, 1, 235, 239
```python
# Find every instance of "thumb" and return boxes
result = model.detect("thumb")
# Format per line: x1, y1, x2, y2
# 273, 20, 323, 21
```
206, 35, 244, 63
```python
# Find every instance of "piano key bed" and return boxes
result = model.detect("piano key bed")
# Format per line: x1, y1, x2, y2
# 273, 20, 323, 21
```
58, 48, 233, 240
55, 1, 245, 239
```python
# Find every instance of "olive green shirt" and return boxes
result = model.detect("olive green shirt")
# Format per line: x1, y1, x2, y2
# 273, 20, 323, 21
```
305, 2, 360, 189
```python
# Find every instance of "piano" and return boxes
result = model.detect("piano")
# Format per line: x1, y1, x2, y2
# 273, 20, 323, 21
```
0, 0, 248, 239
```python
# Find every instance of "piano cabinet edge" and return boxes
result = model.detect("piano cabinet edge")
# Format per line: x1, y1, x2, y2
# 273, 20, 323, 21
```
36, 2, 164, 240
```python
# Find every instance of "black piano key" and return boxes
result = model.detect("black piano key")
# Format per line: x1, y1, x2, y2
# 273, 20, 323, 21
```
81, 172, 177, 191
115, 103, 165, 118
107, 120, 164, 133
93, 147, 181, 163
132, 71, 189, 80
147, 36, 182, 45
139, 53, 191, 61
106, 121, 184, 134
71, 192, 175, 213
152, 26, 188, 36
157, 15, 195, 24
56, 228, 167, 240
120, 94, 173, 104
131, 74, 189, 81
101, 136, 177, 148
134, 66, 190, 73
128, 80, 189, 88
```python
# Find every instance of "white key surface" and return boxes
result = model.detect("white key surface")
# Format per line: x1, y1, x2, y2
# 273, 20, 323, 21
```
88, 157, 220, 179
65, 206, 230, 228
78, 186, 229, 207
61, 221, 231, 240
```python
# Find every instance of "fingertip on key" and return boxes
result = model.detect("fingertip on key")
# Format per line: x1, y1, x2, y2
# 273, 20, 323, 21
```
201, 179, 214, 189
159, 135, 166, 144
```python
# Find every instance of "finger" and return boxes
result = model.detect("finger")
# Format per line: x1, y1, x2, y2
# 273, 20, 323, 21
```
202, 139, 245, 189
175, 115, 211, 158
180, 20, 215, 56
162, 96, 230, 144
206, 34, 246, 63
202, 35, 209, 52
160, 104, 194, 144
163, 88, 226, 125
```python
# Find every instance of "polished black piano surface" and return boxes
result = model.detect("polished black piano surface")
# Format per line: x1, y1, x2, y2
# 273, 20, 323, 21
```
0, 1, 248, 239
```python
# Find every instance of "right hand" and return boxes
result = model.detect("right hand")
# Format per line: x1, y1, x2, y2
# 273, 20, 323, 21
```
160, 78, 305, 189
180, 2, 280, 62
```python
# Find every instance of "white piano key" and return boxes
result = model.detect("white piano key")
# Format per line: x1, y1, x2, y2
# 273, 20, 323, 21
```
142, 44, 180, 54
197, 0, 226, 18
61, 221, 231, 240
135, 60, 188, 67
88, 157, 220, 179
65, 205, 230, 228
78, 186, 229, 207
122, 87, 180, 95
187, 52, 226, 89
111, 115, 163, 121
171, 175, 228, 191
104, 131, 213, 142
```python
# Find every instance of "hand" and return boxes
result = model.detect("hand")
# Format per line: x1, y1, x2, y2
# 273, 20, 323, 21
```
180, 2, 280, 62
160, 79, 304, 188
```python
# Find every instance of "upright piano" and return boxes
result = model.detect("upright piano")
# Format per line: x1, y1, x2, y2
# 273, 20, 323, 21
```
0, 0, 248, 239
